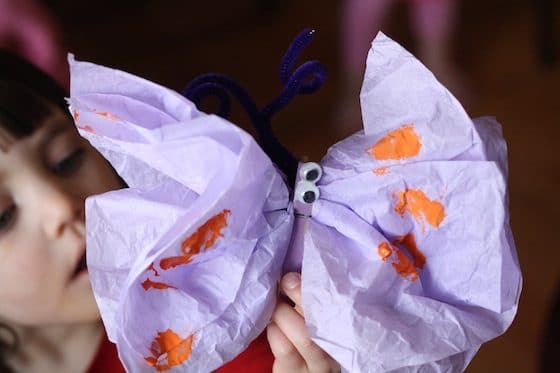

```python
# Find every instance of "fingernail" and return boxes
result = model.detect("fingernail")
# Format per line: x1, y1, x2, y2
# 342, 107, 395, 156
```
283, 272, 301, 290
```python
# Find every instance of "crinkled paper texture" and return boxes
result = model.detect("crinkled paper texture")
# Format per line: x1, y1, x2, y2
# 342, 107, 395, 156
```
302, 33, 521, 372
69, 56, 293, 372
70, 32, 521, 373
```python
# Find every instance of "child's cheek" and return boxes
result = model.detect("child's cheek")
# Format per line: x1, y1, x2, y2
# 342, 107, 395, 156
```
81, 150, 124, 196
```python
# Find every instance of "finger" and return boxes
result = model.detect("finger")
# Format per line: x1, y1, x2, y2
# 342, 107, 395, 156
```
272, 302, 335, 372
280, 272, 304, 316
267, 322, 306, 373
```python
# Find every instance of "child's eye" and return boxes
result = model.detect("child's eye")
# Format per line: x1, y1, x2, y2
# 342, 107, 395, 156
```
51, 148, 85, 176
0, 205, 16, 232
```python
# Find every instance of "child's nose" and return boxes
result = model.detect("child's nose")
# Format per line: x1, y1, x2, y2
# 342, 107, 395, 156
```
39, 178, 84, 239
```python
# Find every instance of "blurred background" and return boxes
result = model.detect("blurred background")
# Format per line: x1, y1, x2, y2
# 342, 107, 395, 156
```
3, 0, 558, 371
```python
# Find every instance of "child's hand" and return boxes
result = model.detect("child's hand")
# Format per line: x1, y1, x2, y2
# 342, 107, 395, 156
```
267, 272, 341, 373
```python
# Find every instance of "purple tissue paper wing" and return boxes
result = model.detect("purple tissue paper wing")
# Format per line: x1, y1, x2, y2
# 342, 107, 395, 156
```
69, 56, 293, 372
302, 33, 521, 372
358, 33, 474, 164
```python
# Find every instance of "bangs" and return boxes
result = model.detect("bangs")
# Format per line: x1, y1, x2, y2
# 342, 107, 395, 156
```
0, 82, 58, 151
0, 81, 53, 137
0, 49, 69, 151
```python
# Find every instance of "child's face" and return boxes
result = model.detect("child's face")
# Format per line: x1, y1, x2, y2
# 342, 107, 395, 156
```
0, 105, 122, 326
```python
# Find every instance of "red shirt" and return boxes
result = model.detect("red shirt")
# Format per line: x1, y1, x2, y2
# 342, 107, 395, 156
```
87, 332, 274, 373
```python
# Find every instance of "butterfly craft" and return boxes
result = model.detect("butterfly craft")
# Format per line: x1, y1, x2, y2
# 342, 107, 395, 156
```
68, 31, 521, 372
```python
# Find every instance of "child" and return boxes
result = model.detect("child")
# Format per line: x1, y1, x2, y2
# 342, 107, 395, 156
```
0, 51, 339, 372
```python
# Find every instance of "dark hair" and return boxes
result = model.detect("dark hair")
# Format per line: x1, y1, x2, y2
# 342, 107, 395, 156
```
0, 48, 68, 372
0, 49, 69, 149
0, 81, 56, 143
0, 49, 67, 107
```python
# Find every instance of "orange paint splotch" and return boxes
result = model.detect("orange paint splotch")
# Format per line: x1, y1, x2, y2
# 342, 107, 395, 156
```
147, 263, 160, 276
377, 242, 393, 261
391, 249, 418, 281
95, 111, 120, 121
141, 278, 176, 291
160, 255, 191, 270
373, 167, 390, 176
144, 330, 194, 371
160, 209, 231, 270
394, 189, 445, 232
392, 233, 426, 269
181, 209, 231, 252
367, 124, 421, 160
377, 233, 426, 282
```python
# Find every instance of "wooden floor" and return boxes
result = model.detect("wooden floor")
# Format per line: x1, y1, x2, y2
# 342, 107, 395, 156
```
51, 0, 559, 371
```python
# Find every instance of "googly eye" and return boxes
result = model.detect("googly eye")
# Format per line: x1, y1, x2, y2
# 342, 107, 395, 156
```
295, 180, 320, 204
299, 162, 322, 183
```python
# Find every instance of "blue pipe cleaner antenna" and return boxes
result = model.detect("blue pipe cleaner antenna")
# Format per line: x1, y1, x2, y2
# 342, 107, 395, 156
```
182, 29, 327, 186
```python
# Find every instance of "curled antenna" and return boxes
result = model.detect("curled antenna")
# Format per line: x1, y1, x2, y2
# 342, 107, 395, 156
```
182, 29, 327, 186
